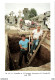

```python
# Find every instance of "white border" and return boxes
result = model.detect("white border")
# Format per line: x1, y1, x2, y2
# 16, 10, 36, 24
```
0, 0, 54, 80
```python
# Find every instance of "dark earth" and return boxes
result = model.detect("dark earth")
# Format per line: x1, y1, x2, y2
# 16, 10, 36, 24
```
8, 36, 50, 70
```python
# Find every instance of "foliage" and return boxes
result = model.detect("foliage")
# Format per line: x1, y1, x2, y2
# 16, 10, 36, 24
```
28, 8, 37, 18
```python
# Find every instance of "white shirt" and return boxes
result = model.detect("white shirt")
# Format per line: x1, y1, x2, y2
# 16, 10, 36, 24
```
32, 29, 43, 39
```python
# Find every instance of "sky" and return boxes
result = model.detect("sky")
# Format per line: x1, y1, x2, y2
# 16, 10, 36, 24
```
5, 3, 50, 16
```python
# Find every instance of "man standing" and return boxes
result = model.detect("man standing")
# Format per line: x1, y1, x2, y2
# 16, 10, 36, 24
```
30, 25, 43, 56
19, 34, 31, 67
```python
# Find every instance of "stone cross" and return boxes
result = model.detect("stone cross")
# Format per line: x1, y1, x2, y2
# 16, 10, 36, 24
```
18, 10, 22, 18
9, 11, 14, 16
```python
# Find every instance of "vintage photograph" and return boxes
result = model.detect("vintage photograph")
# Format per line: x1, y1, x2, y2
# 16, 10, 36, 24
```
5, 3, 50, 71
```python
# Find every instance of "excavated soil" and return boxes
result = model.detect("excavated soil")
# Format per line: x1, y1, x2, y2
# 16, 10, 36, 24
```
8, 36, 50, 70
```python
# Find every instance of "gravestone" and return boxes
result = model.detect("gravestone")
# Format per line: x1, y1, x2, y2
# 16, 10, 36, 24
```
17, 10, 22, 27
9, 11, 15, 25
23, 8, 29, 20
18, 10, 22, 18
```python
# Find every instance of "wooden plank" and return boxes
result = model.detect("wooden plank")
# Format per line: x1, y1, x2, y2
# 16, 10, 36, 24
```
28, 31, 47, 66
41, 42, 50, 51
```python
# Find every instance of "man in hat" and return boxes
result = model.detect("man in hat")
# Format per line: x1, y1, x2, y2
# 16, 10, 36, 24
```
30, 25, 43, 56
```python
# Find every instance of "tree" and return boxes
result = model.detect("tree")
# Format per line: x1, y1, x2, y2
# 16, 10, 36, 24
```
29, 8, 37, 18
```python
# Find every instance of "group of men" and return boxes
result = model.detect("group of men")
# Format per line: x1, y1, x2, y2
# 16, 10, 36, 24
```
18, 25, 43, 67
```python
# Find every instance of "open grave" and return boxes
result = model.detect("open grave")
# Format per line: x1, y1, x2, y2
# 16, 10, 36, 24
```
5, 31, 50, 71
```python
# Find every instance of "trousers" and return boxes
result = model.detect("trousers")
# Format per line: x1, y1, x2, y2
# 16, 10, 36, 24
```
30, 39, 39, 54
19, 50, 28, 67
